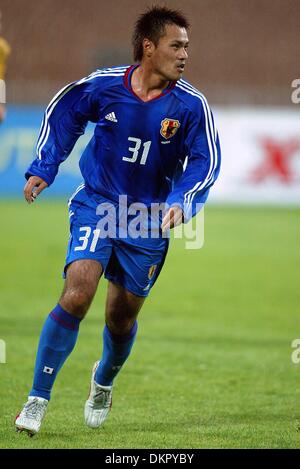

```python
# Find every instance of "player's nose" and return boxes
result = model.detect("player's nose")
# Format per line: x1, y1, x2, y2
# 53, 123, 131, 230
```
178, 47, 188, 60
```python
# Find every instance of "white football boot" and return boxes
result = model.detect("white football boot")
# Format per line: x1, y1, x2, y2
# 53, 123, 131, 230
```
84, 361, 113, 428
15, 396, 48, 436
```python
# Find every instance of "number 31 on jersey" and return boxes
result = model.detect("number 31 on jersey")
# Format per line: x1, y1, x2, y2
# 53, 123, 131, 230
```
122, 137, 151, 165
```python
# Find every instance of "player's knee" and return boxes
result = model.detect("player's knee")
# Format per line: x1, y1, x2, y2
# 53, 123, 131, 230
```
60, 288, 93, 319
107, 314, 136, 336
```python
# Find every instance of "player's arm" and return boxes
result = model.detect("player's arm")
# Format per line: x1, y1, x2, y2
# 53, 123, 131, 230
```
24, 76, 100, 203
163, 100, 221, 229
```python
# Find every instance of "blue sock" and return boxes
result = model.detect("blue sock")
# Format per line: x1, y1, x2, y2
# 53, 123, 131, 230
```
29, 304, 81, 401
95, 321, 138, 387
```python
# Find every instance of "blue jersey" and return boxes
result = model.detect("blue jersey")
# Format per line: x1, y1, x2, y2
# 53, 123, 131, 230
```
26, 65, 221, 221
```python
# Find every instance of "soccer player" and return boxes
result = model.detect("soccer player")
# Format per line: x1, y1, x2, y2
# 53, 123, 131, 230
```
0, 10, 11, 123
15, 6, 221, 436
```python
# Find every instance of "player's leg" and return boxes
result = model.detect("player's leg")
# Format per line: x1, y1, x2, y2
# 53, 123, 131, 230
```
96, 281, 144, 384
16, 259, 102, 436
84, 281, 144, 428
30, 259, 102, 398
84, 238, 169, 428
16, 185, 114, 435
59, 259, 102, 318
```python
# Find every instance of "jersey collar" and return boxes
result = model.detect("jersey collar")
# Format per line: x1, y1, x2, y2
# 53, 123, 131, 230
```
123, 64, 176, 103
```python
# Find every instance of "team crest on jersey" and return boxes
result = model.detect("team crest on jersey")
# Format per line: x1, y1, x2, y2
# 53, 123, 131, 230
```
148, 265, 157, 280
160, 118, 180, 139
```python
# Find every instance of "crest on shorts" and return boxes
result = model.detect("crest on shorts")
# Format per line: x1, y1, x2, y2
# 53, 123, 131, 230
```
148, 265, 157, 280
160, 118, 180, 139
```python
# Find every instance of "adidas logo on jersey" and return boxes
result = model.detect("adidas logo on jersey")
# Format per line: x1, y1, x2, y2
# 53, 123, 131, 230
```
105, 112, 118, 123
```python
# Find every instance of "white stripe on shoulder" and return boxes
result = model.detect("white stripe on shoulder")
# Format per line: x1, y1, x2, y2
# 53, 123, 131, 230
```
175, 82, 203, 101
177, 81, 217, 150
86, 67, 128, 79
178, 79, 217, 138
37, 81, 77, 158
179, 79, 203, 96
95, 66, 129, 73
77, 71, 126, 85
37, 70, 126, 159
176, 81, 206, 104
175, 81, 218, 213
176, 82, 217, 154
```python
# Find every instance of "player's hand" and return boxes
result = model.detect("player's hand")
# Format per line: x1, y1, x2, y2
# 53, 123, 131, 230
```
24, 176, 48, 204
161, 206, 184, 233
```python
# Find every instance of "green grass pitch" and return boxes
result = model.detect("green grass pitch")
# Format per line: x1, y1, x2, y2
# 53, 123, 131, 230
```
0, 200, 299, 448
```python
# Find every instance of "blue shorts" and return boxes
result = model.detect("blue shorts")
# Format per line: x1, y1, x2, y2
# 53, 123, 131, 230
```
64, 184, 169, 297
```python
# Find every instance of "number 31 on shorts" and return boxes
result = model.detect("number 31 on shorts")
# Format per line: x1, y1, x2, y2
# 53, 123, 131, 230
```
74, 227, 101, 253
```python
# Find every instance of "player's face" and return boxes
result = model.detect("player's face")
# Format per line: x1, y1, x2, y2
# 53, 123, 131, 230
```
151, 24, 189, 81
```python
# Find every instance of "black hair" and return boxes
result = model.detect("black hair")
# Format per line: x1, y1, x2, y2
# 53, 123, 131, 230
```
132, 5, 189, 62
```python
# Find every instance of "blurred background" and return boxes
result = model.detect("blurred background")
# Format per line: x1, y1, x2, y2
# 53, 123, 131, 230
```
3, 0, 300, 104
0, 0, 299, 200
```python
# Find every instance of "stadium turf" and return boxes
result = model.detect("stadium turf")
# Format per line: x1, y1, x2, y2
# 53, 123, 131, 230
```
0, 200, 299, 448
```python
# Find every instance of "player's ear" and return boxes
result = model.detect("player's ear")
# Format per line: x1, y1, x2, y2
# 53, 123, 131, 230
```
143, 38, 155, 58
